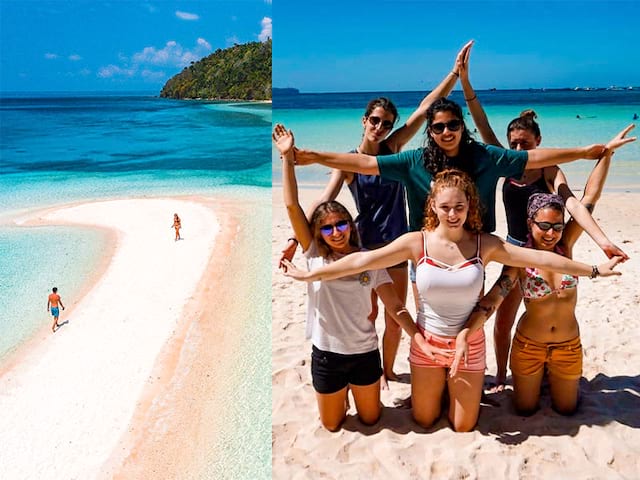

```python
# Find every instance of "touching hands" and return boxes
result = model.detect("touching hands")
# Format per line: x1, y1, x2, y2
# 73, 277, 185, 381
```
272, 123, 295, 156
454, 40, 474, 81
596, 256, 624, 277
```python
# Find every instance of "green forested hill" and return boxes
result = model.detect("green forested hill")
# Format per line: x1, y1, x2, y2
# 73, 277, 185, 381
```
160, 40, 271, 100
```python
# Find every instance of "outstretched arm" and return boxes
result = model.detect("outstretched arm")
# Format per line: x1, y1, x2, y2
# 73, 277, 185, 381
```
458, 41, 502, 147
386, 40, 474, 151
273, 124, 314, 251
282, 232, 419, 282
484, 233, 624, 277
525, 130, 635, 170
294, 148, 380, 175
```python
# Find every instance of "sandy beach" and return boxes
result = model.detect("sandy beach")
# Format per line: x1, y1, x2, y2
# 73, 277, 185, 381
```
272, 185, 640, 479
0, 195, 264, 478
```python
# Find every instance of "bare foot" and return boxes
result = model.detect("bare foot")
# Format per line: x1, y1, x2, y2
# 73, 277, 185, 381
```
485, 382, 506, 394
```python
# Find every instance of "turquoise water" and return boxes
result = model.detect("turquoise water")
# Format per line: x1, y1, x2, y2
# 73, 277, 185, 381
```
0, 94, 270, 478
272, 89, 640, 190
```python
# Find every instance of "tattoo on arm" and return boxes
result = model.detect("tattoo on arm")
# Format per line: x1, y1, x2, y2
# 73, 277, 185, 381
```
472, 303, 495, 318
497, 275, 515, 298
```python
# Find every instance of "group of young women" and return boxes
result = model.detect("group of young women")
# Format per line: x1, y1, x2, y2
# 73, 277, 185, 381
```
274, 41, 636, 432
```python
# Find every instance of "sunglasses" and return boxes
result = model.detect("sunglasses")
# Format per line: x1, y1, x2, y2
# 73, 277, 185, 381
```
367, 115, 394, 131
430, 119, 462, 134
532, 220, 565, 232
319, 220, 350, 236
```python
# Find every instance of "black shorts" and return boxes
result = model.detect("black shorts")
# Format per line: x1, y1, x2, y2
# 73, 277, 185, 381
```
311, 345, 382, 394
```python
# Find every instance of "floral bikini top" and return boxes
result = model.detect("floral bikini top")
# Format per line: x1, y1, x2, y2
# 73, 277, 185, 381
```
520, 244, 578, 300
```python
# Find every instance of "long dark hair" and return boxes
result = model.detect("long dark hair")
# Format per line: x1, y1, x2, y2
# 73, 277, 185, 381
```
310, 201, 361, 258
422, 98, 475, 176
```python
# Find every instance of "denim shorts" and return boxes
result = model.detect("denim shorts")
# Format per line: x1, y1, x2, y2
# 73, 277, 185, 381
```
506, 234, 527, 247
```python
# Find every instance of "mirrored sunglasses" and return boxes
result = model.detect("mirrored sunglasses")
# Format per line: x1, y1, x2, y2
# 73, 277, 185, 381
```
533, 220, 565, 232
319, 220, 350, 236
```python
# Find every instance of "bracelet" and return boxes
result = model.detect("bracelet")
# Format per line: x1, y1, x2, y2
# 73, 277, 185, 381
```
451, 71, 459, 77
287, 237, 299, 245
464, 94, 477, 102
589, 265, 600, 279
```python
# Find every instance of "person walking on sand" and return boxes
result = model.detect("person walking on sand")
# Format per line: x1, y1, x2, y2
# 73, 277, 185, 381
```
172, 213, 182, 241
47, 287, 65, 332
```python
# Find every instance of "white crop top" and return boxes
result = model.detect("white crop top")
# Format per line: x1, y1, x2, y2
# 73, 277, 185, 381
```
415, 231, 484, 336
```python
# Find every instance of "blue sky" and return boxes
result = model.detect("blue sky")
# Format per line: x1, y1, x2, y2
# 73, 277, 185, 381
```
1, 0, 272, 92
273, 0, 639, 92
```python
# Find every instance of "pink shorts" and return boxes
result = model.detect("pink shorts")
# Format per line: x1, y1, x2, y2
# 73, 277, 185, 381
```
410, 325, 486, 372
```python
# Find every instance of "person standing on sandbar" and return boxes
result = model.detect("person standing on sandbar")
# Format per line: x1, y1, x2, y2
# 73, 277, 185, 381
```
47, 287, 65, 333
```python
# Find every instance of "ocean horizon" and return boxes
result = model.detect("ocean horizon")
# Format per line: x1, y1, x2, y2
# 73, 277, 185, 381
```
272, 88, 640, 190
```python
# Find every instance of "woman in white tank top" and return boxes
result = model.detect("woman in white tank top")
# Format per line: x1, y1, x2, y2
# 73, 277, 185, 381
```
284, 169, 623, 432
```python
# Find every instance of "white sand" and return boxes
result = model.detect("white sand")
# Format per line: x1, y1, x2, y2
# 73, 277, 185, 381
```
272, 186, 640, 479
0, 198, 218, 479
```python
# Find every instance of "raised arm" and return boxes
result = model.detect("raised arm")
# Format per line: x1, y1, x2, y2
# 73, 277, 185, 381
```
458, 42, 502, 147
282, 232, 420, 282
273, 124, 314, 251
386, 40, 474, 151
557, 125, 634, 256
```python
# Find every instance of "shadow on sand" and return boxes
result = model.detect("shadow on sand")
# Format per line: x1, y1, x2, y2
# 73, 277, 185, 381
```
341, 373, 640, 440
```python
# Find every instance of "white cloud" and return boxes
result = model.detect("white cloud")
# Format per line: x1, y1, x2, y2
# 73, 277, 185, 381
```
131, 39, 212, 67
44, 53, 58, 60
264, 0, 272, 4
197, 37, 211, 50
68, 54, 82, 61
98, 64, 136, 78
259, 17, 272, 42
226, 36, 240, 46
176, 10, 199, 21
79, 68, 91, 76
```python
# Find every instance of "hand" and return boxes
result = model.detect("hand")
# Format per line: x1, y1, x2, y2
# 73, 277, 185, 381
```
280, 259, 312, 281
454, 40, 474, 81
449, 329, 470, 378
600, 242, 629, 262
604, 124, 636, 154
413, 332, 453, 361
597, 256, 624, 277
272, 123, 295, 156
278, 239, 298, 269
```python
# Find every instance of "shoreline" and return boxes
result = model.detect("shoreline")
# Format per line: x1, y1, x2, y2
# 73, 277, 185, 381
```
0, 196, 221, 478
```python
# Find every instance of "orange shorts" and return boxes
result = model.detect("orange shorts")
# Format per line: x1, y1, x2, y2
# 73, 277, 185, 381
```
510, 330, 582, 380
410, 325, 486, 372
